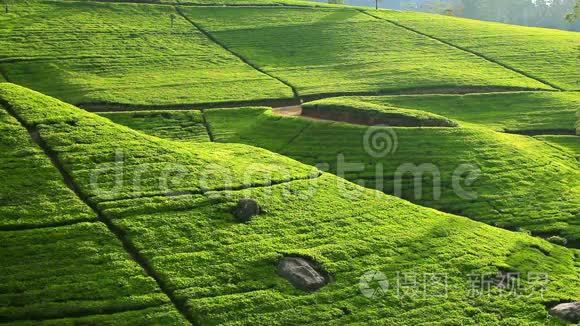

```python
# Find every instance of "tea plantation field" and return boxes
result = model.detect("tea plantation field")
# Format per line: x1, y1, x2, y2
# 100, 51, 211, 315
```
1, 83, 578, 324
100, 110, 211, 143
182, 7, 551, 99
0, 0, 293, 106
204, 103, 579, 246
374, 10, 580, 91
0, 106, 94, 228
1, 0, 579, 324
4, 0, 576, 108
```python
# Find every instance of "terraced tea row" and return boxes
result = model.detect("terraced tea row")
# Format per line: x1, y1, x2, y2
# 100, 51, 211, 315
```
535, 135, 580, 159
74, 0, 329, 6
302, 97, 459, 127
373, 10, 580, 91
319, 91, 580, 134
203, 102, 579, 246
0, 88, 187, 323
3, 83, 576, 324
101, 175, 578, 325
3, 1, 571, 108
0, 223, 183, 323
0, 0, 293, 106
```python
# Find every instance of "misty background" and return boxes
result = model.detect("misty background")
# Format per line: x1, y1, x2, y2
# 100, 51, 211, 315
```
311, 0, 580, 31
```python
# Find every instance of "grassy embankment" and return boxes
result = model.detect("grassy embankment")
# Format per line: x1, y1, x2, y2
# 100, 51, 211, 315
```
1, 83, 578, 324
201, 93, 579, 245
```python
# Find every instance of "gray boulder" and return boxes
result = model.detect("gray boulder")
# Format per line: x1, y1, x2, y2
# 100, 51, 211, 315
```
233, 198, 260, 222
549, 302, 580, 323
277, 257, 328, 291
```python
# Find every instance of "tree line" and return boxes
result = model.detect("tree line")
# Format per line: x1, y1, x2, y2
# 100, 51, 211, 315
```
404, 0, 580, 31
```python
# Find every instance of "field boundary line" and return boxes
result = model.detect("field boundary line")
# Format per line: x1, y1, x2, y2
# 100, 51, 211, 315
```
0, 66, 10, 83
0, 100, 198, 326
199, 109, 215, 141
96, 172, 322, 204
360, 10, 563, 91
58, 0, 325, 9
81, 87, 550, 112
277, 120, 315, 153
175, 6, 302, 103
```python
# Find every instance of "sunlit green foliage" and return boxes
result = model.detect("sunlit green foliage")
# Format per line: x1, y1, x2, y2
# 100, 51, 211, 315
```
1, 83, 578, 325
0, 1, 292, 105
302, 97, 459, 127
177, 0, 332, 5
0, 83, 316, 202
376, 10, 580, 90
6, 305, 188, 325
1, 0, 579, 322
104, 175, 578, 324
535, 135, 580, 159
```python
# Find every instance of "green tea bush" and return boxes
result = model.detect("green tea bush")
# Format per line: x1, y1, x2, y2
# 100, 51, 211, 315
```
0, 222, 175, 322
302, 97, 458, 127
0, 104, 94, 228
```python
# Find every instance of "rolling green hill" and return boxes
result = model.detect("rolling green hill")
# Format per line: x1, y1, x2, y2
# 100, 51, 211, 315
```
1, 0, 579, 323
203, 103, 579, 246
301, 97, 459, 127
0, 105, 94, 228
1, 83, 578, 324
0, 85, 186, 323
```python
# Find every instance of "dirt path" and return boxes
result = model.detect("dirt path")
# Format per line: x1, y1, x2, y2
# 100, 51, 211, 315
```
271, 105, 330, 123
271, 105, 303, 116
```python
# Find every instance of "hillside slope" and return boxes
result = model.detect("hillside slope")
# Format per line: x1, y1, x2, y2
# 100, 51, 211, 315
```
0, 0, 293, 106
3, 1, 576, 107
182, 7, 550, 99
204, 104, 579, 246
1, 83, 578, 324
338, 92, 580, 134
373, 10, 580, 90
0, 89, 186, 323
